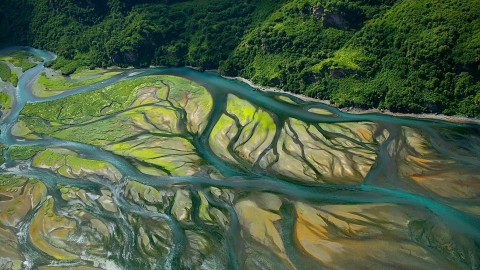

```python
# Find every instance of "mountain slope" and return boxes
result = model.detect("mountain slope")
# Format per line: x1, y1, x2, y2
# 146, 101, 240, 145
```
1, 0, 479, 116
223, 0, 480, 116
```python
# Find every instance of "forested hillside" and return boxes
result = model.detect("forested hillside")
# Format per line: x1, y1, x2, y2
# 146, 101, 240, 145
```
1, 0, 479, 116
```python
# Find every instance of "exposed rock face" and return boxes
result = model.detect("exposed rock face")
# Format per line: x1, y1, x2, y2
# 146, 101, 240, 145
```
322, 11, 349, 29
329, 68, 357, 78
109, 51, 138, 65
311, 6, 324, 20
310, 6, 349, 29
124, 51, 137, 63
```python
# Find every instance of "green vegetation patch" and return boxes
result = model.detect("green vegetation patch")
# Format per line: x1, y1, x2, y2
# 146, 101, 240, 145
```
0, 174, 36, 187
32, 149, 100, 171
0, 174, 18, 187
32, 149, 66, 168
0, 92, 12, 109
20, 75, 213, 144
37, 69, 121, 91
0, 144, 5, 164
66, 155, 106, 171
14, 117, 54, 139
0, 62, 18, 86
226, 94, 275, 130
2, 0, 479, 116
0, 50, 40, 71
0, 62, 11, 81
22, 76, 162, 124
7, 145, 46, 161
32, 148, 121, 181
51, 114, 138, 145
313, 48, 368, 72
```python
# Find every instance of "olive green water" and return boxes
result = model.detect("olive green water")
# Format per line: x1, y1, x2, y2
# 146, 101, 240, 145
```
1, 47, 480, 270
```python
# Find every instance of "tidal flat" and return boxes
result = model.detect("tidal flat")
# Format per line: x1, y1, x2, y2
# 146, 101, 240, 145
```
1, 48, 480, 270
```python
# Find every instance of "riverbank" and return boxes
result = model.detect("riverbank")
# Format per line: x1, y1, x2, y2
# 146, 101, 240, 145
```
221, 74, 480, 125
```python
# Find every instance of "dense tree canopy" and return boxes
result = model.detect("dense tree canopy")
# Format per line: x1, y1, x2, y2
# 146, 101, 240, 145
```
1, 0, 479, 116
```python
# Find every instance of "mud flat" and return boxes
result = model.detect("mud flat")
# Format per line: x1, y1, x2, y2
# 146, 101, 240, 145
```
0, 48, 479, 269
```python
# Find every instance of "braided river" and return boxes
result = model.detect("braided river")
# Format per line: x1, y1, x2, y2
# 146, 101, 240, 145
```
0, 47, 479, 270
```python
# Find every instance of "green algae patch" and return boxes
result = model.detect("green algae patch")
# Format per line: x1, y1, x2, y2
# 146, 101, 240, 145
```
108, 135, 202, 176
19, 74, 212, 136
56, 184, 94, 207
135, 164, 169, 176
207, 93, 380, 184
272, 94, 299, 105
0, 62, 11, 82
308, 107, 335, 116
209, 114, 238, 164
66, 155, 106, 171
123, 104, 182, 134
32, 148, 121, 182
226, 94, 275, 130
209, 94, 277, 166
0, 174, 21, 187
32, 149, 66, 169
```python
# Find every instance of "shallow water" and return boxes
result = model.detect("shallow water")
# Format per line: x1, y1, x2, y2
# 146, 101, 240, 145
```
1, 47, 480, 270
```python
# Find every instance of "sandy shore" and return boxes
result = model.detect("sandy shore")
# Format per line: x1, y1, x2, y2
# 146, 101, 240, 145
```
221, 74, 480, 125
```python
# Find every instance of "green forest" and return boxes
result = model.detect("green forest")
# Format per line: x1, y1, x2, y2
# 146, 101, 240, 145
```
1, 0, 479, 116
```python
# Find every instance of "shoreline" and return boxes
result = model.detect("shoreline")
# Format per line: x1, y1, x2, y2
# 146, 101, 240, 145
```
219, 73, 480, 125
1, 46, 478, 124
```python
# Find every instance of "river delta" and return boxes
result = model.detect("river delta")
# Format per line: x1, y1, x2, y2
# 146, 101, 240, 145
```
0, 47, 480, 270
